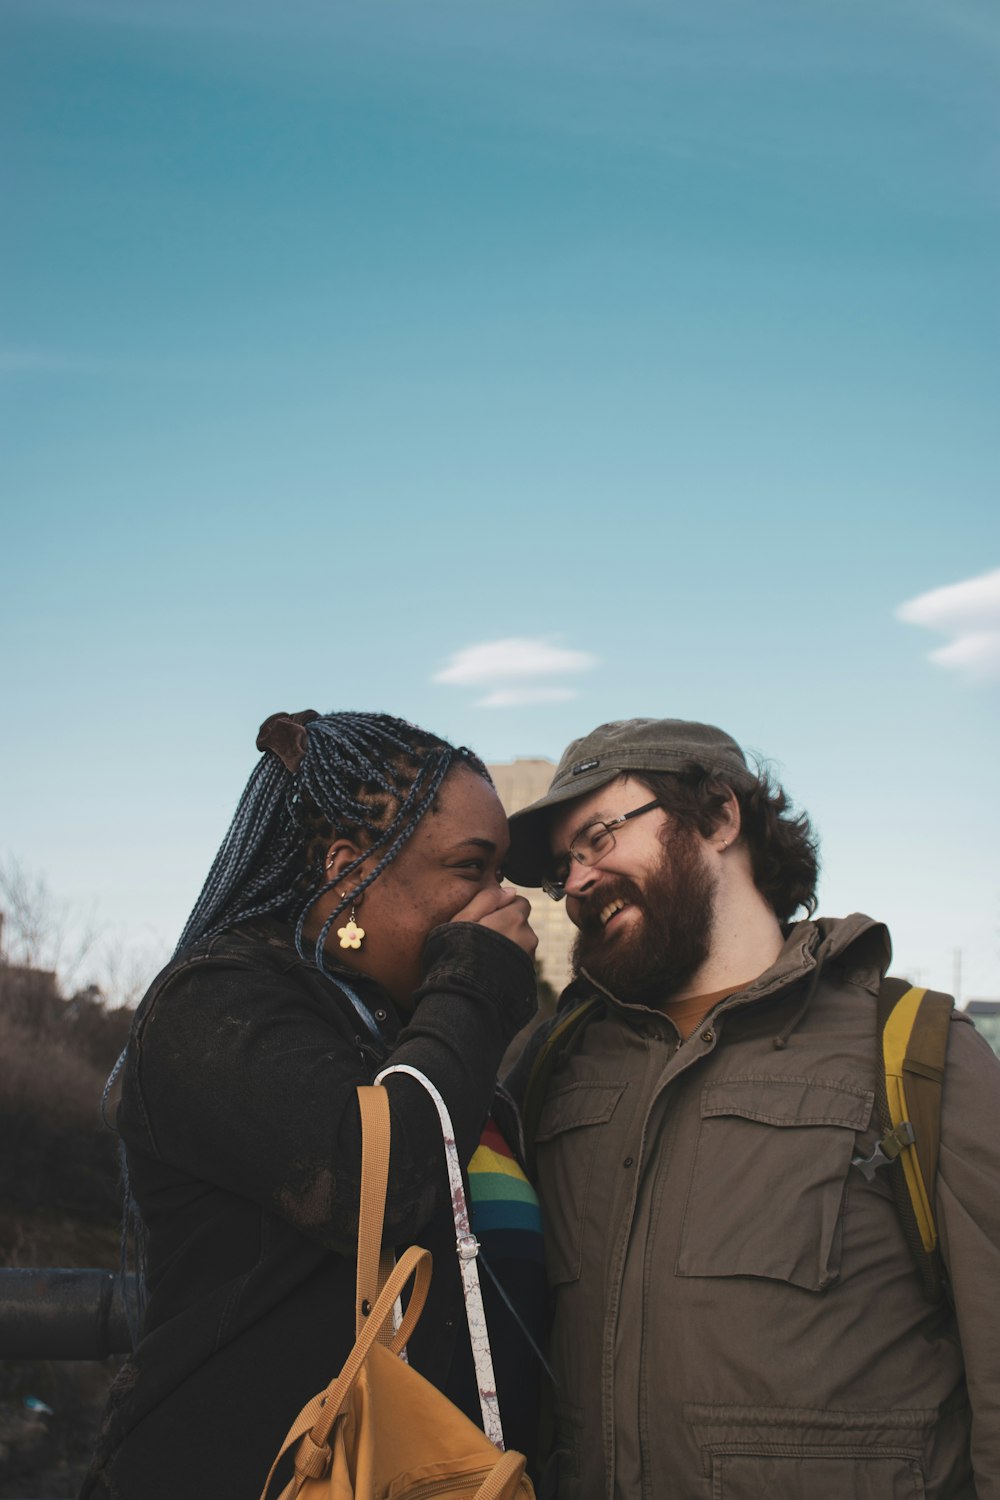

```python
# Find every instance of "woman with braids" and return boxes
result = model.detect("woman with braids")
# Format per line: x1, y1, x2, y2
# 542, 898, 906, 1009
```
83, 709, 542, 1500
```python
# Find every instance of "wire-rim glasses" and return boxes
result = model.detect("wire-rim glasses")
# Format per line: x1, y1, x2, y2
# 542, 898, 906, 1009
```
542, 798, 662, 901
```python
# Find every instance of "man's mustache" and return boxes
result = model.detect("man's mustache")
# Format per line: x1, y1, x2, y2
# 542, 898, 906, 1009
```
575, 876, 647, 939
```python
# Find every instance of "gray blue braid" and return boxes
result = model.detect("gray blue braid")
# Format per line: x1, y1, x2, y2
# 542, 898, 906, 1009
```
109, 710, 490, 1348
175, 710, 489, 981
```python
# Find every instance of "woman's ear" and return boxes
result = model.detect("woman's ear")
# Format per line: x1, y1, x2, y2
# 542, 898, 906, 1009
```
323, 840, 367, 886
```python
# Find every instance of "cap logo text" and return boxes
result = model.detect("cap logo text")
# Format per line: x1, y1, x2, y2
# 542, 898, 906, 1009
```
572, 758, 600, 775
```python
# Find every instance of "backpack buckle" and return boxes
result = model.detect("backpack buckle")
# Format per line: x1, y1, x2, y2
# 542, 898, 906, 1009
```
852, 1120, 915, 1180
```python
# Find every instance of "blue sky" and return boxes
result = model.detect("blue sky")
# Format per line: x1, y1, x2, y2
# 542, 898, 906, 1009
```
3, 0, 998, 999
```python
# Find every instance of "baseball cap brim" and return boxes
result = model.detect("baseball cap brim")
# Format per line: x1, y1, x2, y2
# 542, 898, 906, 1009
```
504, 766, 623, 887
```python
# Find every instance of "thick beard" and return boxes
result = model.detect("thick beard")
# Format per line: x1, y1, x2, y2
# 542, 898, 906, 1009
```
572, 823, 717, 1005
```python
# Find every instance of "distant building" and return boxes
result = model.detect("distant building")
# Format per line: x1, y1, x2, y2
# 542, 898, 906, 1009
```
965, 1000, 1000, 1059
488, 758, 575, 994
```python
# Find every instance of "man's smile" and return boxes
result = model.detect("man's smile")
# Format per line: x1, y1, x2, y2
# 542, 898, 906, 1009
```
575, 880, 646, 945
599, 897, 628, 928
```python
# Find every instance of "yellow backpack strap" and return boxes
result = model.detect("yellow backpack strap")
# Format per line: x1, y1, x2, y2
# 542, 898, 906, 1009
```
865, 978, 954, 1300
521, 997, 601, 1180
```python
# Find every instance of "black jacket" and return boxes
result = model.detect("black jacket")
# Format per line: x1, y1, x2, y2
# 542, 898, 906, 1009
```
83, 916, 537, 1499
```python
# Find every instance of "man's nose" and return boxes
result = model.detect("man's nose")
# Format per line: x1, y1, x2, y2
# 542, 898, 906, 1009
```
563, 858, 598, 898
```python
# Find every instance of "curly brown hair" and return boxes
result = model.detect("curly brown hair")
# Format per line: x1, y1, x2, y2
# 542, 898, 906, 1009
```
634, 764, 819, 923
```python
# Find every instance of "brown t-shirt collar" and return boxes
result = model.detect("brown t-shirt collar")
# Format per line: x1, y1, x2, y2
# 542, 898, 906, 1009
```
664, 983, 752, 1040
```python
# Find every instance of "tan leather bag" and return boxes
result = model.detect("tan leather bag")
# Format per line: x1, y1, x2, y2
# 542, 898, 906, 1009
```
259, 1084, 535, 1500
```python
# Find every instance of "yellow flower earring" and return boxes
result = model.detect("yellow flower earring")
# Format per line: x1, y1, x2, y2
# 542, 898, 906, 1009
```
326, 868, 367, 952
337, 903, 366, 950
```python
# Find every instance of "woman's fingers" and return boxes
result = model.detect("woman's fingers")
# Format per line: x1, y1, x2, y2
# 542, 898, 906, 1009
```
478, 891, 539, 959
451, 886, 538, 958
450, 884, 519, 924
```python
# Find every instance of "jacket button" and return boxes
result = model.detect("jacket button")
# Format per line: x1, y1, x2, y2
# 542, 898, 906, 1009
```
701, 1029, 715, 1045
623, 1156, 634, 1168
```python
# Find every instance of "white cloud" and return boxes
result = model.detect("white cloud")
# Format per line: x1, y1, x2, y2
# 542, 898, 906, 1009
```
434, 637, 597, 686
476, 686, 578, 710
434, 636, 599, 710
897, 568, 1000, 681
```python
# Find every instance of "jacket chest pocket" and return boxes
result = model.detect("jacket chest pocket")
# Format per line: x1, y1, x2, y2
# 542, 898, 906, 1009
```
535, 1081, 627, 1286
711, 1453, 925, 1500
676, 1075, 872, 1291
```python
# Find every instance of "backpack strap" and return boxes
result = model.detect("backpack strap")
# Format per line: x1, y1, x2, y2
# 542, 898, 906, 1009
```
355, 1086, 398, 1346
521, 997, 602, 1180
259, 1245, 432, 1500
855, 978, 954, 1301
376, 1063, 507, 1451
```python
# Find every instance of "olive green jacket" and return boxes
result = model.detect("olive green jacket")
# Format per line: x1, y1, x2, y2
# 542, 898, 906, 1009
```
511, 915, 1000, 1500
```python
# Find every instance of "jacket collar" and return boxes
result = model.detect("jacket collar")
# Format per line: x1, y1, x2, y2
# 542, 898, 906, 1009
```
233, 915, 398, 1012
571, 913, 891, 1017
726, 913, 891, 1007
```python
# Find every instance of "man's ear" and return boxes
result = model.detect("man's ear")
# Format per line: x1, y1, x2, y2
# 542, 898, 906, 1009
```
713, 788, 742, 849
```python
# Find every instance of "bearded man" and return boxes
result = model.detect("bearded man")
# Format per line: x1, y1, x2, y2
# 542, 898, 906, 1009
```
505, 718, 1000, 1500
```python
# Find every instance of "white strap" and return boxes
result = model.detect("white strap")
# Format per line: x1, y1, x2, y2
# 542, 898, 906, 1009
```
375, 1063, 505, 1450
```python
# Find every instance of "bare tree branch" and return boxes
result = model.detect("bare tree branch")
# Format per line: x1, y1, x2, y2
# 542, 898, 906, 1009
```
92, 936, 165, 1010
0, 855, 101, 989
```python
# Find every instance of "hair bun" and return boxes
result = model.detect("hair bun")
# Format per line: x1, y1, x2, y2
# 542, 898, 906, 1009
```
255, 710, 321, 773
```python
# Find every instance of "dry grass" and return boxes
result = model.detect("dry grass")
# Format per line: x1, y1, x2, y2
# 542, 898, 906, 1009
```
0, 1015, 108, 1133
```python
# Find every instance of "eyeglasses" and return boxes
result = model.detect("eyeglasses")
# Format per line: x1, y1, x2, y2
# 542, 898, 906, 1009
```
542, 798, 662, 901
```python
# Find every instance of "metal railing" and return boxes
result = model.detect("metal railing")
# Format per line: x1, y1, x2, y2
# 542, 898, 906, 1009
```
0, 1268, 134, 1360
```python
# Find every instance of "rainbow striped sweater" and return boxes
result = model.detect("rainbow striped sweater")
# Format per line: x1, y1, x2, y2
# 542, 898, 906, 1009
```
467, 1117, 543, 1265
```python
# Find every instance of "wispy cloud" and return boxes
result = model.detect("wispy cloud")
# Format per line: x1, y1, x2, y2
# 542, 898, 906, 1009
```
435, 638, 596, 686
434, 636, 598, 709
897, 567, 1000, 681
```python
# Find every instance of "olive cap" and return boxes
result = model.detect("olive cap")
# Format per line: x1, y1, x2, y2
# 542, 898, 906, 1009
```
505, 717, 752, 887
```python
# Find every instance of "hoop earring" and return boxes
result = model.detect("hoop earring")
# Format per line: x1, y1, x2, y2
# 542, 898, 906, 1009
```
337, 904, 366, 951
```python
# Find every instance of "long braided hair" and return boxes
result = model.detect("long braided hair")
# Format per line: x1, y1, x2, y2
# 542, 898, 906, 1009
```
175, 709, 490, 972
108, 709, 489, 1341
